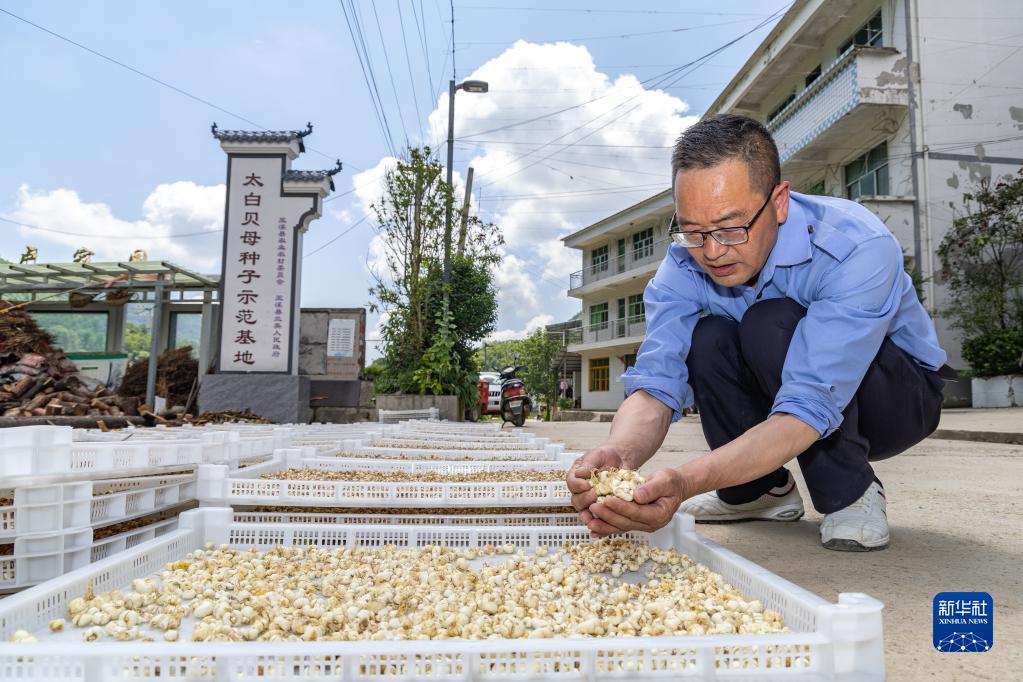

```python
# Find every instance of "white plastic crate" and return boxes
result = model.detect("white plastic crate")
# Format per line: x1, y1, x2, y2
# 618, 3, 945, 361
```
197, 454, 571, 508
394, 420, 503, 434
0, 482, 92, 540
385, 429, 538, 442
0, 508, 884, 680
0, 426, 72, 477
90, 474, 197, 527
341, 439, 566, 462
316, 457, 568, 475
89, 516, 178, 564
0, 429, 201, 488
234, 510, 580, 526
0, 527, 92, 592
371, 438, 544, 451
378, 407, 440, 422
0, 474, 195, 542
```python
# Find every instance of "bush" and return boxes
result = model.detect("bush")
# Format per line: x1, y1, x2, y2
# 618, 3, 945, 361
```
961, 330, 1023, 378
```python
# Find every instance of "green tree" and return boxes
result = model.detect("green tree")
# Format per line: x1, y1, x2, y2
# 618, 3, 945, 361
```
124, 322, 152, 362
369, 146, 502, 413
938, 169, 1023, 338
474, 339, 526, 372
518, 328, 563, 421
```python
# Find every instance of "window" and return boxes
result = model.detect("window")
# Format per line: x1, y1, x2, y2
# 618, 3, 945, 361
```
589, 302, 608, 330
589, 358, 609, 392
840, 11, 882, 54
767, 93, 796, 123
631, 227, 655, 260
804, 64, 822, 88
33, 312, 108, 353
616, 239, 626, 273
628, 294, 645, 321
169, 312, 201, 357
590, 245, 609, 273
623, 353, 638, 370
845, 142, 890, 199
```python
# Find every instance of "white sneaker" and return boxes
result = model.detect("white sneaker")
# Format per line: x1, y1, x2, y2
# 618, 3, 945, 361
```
679, 471, 804, 523
820, 481, 889, 551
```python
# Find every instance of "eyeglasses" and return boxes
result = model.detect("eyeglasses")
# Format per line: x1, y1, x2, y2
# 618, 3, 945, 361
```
668, 189, 776, 248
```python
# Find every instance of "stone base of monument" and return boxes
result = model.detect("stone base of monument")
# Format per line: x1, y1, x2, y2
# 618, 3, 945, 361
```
199, 374, 312, 424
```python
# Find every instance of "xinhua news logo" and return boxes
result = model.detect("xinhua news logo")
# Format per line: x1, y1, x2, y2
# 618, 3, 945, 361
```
933, 592, 993, 653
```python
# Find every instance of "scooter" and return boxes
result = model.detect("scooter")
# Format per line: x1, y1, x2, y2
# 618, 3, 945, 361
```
498, 364, 531, 427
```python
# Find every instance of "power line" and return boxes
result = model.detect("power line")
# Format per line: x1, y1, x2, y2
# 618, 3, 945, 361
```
370, 0, 411, 147
477, 183, 665, 201
450, 0, 457, 81
0, 7, 359, 170
476, 9, 787, 189
458, 139, 673, 149
396, 0, 426, 141
455, 5, 770, 16
339, 0, 398, 157
457, 4, 788, 141
409, 0, 436, 99
303, 215, 371, 258
351, 1, 401, 155
459, 16, 776, 45
0, 215, 222, 240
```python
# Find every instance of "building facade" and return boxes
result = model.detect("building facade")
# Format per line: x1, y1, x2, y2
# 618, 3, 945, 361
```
563, 192, 673, 411
562, 0, 1023, 411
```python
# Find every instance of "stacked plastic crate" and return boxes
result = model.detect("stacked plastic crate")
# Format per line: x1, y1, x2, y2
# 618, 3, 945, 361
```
0, 418, 886, 679
195, 419, 577, 521
0, 426, 207, 593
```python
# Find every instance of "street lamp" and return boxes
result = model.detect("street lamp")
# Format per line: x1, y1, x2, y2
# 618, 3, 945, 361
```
445, 78, 489, 291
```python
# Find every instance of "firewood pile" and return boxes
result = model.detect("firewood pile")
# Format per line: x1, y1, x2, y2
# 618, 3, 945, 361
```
118, 346, 198, 410
188, 409, 272, 425
0, 302, 131, 418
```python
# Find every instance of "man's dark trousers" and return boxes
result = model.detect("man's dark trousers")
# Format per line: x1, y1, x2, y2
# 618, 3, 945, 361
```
686, 298, 945, 513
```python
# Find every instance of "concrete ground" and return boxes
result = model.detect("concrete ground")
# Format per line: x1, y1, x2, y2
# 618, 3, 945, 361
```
525, 413, 1022, 681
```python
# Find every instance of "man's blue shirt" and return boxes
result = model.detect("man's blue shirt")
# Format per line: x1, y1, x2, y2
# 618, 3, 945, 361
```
621, 191, 947, 438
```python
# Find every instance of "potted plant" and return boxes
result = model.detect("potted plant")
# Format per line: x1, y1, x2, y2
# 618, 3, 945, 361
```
938, 169, 1023, 407
962, 330, 1023, 407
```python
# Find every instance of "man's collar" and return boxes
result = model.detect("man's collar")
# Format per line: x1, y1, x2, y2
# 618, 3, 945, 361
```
773, 192, 814, 267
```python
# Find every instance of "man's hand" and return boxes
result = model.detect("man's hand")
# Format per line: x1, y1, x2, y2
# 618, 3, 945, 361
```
586, 468, 687, 537
566, 446, 626, 526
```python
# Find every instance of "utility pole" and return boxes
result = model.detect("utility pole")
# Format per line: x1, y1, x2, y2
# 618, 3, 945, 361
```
457, 166, 474, 256
444, 80, 456, 292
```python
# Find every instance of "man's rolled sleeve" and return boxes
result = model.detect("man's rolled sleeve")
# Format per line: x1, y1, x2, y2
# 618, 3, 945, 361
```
770, 236, 904, 438
621, 256, 705, 422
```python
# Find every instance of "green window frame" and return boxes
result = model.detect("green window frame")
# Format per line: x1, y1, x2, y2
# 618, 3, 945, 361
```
845, 142, 889, 200
840, 11, 882, 54
628, 294, 645, 321
589, 358, 609, 392
631, 227, 655, 259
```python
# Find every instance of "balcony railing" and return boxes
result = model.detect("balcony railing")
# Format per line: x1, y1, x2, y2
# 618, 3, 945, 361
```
569, 238, 669, 291
565, 315, 647, 346
768, 46, 908, 164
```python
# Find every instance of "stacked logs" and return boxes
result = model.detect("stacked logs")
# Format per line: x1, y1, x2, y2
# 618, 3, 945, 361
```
0, 352, 131, 418
0, 302, 131, 418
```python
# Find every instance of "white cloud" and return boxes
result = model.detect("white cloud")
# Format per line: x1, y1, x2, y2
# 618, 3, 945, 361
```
10, 182, 224, 271
343, 40, 696, 340
425, 40, 695, 332
487, 313, 555, 343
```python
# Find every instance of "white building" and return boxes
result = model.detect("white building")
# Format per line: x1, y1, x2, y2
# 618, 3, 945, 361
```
562, 191, 673, 411
563, 0, 1023, 411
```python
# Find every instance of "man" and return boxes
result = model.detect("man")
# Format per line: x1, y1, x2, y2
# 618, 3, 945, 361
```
567, 114, 947, 551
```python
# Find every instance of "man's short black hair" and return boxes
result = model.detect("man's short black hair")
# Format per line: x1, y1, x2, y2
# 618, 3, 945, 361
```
671, 114, 781, 198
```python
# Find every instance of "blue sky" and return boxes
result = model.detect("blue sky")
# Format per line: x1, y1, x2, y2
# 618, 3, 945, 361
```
0, 1, 786, 354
